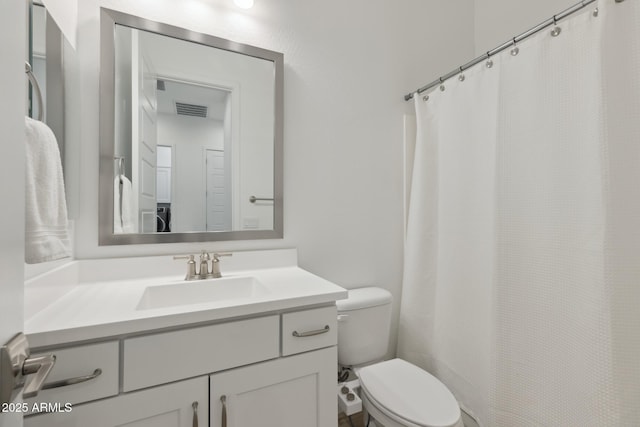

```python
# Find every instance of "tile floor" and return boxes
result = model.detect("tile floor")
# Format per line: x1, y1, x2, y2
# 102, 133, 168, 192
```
338, 411, 366, 427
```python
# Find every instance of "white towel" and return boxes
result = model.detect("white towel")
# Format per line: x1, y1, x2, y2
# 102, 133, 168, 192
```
25, 117, 71, 264
114, 174, 136, 233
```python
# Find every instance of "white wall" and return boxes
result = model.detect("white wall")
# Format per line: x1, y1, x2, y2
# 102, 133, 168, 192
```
474, 0, 579, 55
157, 113, 224, 232
65, 0, 475, 357
32, 5, 47, 55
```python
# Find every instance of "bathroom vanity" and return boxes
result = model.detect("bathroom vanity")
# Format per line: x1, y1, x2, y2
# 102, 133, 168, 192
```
23, 249, 346, 427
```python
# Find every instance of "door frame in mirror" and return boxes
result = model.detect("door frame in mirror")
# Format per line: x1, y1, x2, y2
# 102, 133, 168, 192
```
99, 8, 283, 245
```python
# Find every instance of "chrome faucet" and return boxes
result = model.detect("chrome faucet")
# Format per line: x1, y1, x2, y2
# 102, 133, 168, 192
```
199, 251, 211, 279
174, 252, 232, 280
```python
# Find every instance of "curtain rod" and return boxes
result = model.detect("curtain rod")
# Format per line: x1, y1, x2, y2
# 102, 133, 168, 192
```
404, 0, 602, 101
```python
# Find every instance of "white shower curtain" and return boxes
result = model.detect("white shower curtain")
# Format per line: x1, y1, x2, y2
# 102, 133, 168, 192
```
398, 2, 640, 426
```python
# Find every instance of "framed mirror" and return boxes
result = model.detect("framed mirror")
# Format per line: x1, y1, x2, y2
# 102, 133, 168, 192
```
99, 8, 283, 245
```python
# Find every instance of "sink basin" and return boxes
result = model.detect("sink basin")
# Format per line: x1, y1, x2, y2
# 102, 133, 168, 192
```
136, 276, 270, 310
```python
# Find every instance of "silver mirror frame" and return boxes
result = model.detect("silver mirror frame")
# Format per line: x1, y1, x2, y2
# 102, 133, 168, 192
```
98, 8, 284, 245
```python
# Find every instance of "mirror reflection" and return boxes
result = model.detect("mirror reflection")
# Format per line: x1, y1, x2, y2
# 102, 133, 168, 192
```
30, 3, 47, 120
112, 24, 276, 236
29, 2, 65, 165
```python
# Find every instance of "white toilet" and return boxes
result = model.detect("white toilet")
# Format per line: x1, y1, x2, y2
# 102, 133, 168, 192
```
337, 287, 463, 427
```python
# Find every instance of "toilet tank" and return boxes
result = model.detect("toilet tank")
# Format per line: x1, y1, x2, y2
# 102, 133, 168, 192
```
336, 287, 392, 367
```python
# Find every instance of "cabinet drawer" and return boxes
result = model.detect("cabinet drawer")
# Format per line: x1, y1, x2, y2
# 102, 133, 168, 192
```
25, 376, 208, 427
25, 341, 119, 412
281, 306, 337, 356
123, 315, 279, 391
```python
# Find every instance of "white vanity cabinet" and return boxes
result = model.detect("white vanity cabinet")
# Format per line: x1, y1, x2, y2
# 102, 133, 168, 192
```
25, 376, 208, 427
24, 305, 339, 427
209, 306, 338, 427
210, 347, 336, 427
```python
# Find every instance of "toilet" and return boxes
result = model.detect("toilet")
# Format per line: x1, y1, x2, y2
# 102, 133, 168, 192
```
337, 287, 463, 427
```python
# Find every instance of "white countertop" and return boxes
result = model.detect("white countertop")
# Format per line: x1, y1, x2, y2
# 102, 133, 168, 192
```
25, 249, 347, 348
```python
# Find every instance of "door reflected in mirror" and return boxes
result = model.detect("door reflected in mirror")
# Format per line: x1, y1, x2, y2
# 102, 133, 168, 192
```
102, 11, 283, 244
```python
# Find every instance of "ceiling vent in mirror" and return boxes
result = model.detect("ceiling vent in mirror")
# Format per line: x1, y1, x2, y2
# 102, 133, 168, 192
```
175, 102, 208, 118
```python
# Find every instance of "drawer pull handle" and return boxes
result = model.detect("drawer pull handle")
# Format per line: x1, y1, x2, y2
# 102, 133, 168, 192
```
221, 395, 227, 427
42, 368, 102, 390
292, 325, 330, 338
192, 401, 198, 427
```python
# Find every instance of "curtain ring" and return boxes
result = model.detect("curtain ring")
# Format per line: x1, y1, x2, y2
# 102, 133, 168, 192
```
486, 51, 494, 68
550, 15, 562, 37
510, 38, 520, 56
458, 66, 465, 82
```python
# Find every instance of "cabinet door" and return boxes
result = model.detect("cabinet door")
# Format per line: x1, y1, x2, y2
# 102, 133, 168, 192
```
25, 377, 207, 427
210, 347, 337, 427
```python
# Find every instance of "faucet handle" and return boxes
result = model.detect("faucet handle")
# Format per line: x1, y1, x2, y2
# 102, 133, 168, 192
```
210, 253, 232, 278
212, 252, 232, 261
173, 254, 198, 281
173, 254, 195, 261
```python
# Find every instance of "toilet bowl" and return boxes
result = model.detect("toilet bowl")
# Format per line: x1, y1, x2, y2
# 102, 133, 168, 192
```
337, 287, 462, 427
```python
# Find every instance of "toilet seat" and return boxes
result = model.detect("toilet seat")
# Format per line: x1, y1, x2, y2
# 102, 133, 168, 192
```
358, 359, 461, 427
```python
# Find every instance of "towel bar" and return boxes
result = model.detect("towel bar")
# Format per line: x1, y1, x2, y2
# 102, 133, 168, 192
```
249, 196, 274, 203
25, 61, 44, 122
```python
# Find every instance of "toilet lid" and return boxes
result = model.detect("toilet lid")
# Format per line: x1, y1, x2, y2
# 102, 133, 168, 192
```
358, 359, 460, 427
